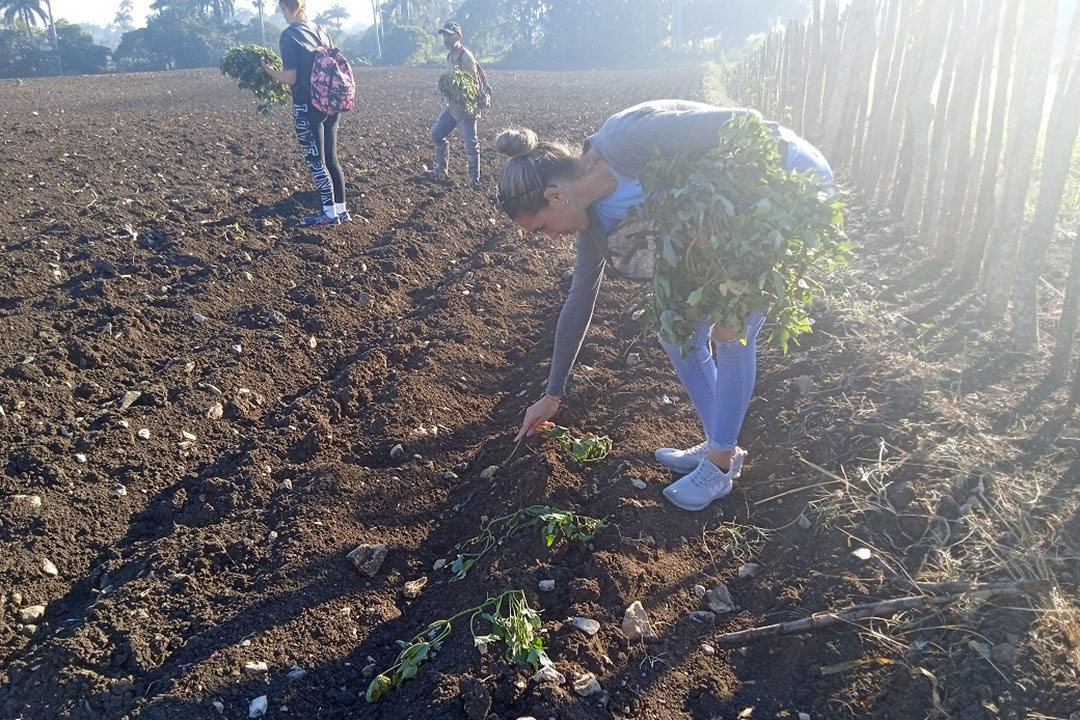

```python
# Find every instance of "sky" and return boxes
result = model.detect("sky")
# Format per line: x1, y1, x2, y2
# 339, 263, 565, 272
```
48, 0, 1080, 44
49, 0, 375, 29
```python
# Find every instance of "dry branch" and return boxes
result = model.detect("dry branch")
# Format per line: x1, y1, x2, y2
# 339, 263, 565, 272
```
713, 580, 1045, 647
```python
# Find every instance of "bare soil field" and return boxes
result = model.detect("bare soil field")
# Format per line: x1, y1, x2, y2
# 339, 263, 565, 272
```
1, 66, 1078, 720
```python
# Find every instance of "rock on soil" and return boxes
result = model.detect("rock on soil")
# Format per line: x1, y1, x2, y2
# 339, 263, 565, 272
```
248, 695, 267, 718
572, 617, 600, 636
18, 605, 46, 623
347, 543, 389, 577
531, 666, 565, 685
622, 601, 657, 642
573, 672, 602, 697
706, 585, 736, 614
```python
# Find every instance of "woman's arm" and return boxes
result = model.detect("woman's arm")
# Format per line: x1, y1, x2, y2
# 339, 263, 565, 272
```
261, 58, 297, 86
515, 229, 606, 441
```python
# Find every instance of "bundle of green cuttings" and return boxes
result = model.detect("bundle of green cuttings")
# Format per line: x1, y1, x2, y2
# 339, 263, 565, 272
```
438, 67, 480, 116
366, 589, 547, 702
640, 114, 849, 351
220, 45, 291, 115
541, 422, 612, 462
450, 504, 607, 581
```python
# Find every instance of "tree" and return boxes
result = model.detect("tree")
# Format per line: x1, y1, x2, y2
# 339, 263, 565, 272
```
2, 0, 48, 41
316, 3, 349, 32
114, 0, 134, 29
55, 19, 108, 73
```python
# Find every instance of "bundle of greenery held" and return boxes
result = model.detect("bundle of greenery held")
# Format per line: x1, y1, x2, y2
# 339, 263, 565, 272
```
438, 67, 480, 116
640, 114, 849, 351
219, 45, 291, 115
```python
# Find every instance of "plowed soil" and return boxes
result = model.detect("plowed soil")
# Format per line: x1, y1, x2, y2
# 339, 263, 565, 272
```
1, 67, 1078, 720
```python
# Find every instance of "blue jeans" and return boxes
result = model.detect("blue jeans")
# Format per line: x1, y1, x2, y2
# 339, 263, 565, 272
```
431, 107, 479, 170
659, 314, 765, 452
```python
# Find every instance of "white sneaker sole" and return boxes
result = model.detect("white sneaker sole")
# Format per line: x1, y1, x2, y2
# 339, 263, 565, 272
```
663, 481, 733, 511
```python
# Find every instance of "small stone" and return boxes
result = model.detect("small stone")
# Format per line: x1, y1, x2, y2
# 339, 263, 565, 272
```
14, 494, 42, 508
192, 313, 206, 324
212, 700, 224, 713
307, 335, 318, 349
701, 643, 716, 655
432, 558, 446, 571
118, 390, 142, 411
991, 643, 1017, 665
137, 428, 151, 440
793, 375, 817, 395
208, 402, 224, 420
18, 605, 46, 623
248, 695, 267, 718
347, 543, 389, 577
799, 714, 811, 720
74, 453, 87, 464
182, 431, 197, 441
626, 352, 641, 366
21, 624, 37, 637
286, 666, 306, 681
530, 666, 565, 685
266, 311, 285, 326
389, 444, 405, 460
851, 548, 873, 561
403, 577, 428, 598
230, 344, 243, 356
622, 601, 657, 642
692, 584, 707, 598
706, 585, 736, 614
572, 617, 600, 636
242, 271, 253, 282
244, 661, 268, 675
479, 465, 499, 480
442, 471, 459, 480
690, 610, 716, 623
797, 514, 812, 529
116, 419, 130, 429
280, 479, 293, 490
629, 477, 647, 490
573, 672, 601, 697
361, 662, 378, 678
538, 579, 555, 592
112, 483, 127, 497
42, 559, 58, 577
11, 591, 22, 605
737, 563, 761, 578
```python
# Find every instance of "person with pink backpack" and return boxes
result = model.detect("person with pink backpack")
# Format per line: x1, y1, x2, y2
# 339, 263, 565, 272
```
262, 0, 355, 226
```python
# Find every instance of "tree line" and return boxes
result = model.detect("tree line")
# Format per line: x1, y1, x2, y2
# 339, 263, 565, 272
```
0, 0, 810, 78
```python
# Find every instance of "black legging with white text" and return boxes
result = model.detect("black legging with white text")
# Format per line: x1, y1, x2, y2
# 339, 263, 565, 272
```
293, 103, 344, 209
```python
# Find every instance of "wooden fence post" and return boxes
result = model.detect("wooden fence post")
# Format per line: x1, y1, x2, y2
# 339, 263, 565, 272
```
1012, 2, 1080, 350
982, 0, 1059, 321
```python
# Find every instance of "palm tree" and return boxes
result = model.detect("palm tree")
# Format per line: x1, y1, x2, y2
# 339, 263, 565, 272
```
316, 3, 349, 31
114, 0, 135, 29
1, 0, 48, 41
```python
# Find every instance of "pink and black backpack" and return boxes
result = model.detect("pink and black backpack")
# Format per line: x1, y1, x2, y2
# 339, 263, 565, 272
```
310, 45, 355, 115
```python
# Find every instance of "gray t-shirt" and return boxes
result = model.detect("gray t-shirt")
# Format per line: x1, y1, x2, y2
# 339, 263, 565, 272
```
545, 100, 762, 398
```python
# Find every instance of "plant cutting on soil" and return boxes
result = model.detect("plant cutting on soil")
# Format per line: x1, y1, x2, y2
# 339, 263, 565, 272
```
540, 422, 612, 462
450, 505, 608, 581
365, 589, 548, 702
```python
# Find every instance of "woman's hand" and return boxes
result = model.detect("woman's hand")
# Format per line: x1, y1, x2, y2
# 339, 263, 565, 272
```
259, 57, 271, 73
515, 394, 561, 442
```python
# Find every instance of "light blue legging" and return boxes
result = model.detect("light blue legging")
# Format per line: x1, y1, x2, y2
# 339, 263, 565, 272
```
659, 313, 765, 452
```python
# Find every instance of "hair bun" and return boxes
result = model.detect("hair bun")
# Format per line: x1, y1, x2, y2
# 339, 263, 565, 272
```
495, 128, 538, 158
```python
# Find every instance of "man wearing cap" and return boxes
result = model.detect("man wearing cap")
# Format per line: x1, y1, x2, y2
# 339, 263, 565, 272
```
429, 21, 488, 188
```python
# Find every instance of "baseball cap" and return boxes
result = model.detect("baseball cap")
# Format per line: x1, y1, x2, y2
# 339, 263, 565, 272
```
438, 21, 462, 35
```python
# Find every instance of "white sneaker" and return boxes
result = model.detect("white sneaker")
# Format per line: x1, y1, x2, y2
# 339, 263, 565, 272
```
662, 449, 747, 511
654, 441, 709, 474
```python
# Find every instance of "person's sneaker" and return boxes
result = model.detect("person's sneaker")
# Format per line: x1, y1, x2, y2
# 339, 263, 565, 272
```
300, 212, 341, 227
662, 449, 747, 512
338, 210, 352, 223
654, 441, 709, 474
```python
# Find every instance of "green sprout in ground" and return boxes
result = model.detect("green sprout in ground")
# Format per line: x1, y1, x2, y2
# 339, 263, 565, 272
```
450, 505, 607, 582
540, 422, 612, 462
365, 589, 547, 702
220, 45, 292, 115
